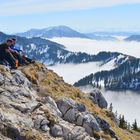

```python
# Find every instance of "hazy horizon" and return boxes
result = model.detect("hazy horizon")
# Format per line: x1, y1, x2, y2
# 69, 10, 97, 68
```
2, 25, 140, 35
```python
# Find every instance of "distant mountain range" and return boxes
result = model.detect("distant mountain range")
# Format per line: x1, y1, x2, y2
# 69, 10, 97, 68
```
85, 33, 117, 41
1, 31, 140, 91
16, 25, 89, 39
16, 25, 140, 41
89, 31, 139, 37
125, 35, 140, 42
0, 32, 120, 65
74, 54, 140, 91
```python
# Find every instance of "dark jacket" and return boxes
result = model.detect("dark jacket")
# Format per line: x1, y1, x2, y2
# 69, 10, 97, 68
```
0, 43, 9, 51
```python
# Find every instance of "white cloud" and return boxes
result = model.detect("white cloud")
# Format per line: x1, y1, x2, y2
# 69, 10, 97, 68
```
0, 0, 140, 16
82, 86, 140, 125
48, 61, 114, 84
51, 37, 140, 58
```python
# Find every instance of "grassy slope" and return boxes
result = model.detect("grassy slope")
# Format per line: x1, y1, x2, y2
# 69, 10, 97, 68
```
22, 63, 140, 140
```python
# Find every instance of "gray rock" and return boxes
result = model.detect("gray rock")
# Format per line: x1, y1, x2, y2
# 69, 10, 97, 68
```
11, 70, 32, 90
59, 120, 94, 140
82, 113, 100, 136
34, 115, 50, 131
76, 113, 84, 126
57, 98, 86, 118
41, 119, 50, 126
96, 116, 110, 131
45, 96, 62, 117
57, 98, 101, 137
0, 65, 119, 140
0, 73, 4, 86
41, 124, 50, 132
76, 103, 86, 112
68, 126, 93, 140
57, 98, 76, 115
63, 108, 77, 122
96, 116, 118, 139
50, 125, 63, 137
89, 89, 108, 108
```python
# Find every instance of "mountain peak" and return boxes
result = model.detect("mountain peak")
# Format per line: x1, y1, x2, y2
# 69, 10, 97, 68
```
16, 25, 89, 38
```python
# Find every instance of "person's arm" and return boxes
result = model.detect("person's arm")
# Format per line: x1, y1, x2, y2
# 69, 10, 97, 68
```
9, 47, 19, 54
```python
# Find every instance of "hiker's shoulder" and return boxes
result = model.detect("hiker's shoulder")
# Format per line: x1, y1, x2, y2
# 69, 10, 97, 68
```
0, 42, 6, 45
0, 43, 7, 46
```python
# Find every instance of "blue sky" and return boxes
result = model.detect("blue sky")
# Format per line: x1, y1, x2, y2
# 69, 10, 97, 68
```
0, 0, 140, 33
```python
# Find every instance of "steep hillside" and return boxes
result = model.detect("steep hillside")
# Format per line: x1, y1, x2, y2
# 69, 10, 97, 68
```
0, 63, 139, 140
16, 25, 89, 39
74, 56, 140, 91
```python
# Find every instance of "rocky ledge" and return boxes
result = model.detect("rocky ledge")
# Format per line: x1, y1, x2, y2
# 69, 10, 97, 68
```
0, 63, 139, 140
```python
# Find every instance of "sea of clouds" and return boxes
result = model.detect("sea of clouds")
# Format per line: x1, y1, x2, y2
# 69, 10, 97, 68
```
48, 37, 140, 125
51, 37, 140, 58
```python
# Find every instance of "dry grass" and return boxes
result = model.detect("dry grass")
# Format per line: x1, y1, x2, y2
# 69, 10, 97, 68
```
23, 129, 44, 140
40, 107, 59, 125
22, 63, 140, 140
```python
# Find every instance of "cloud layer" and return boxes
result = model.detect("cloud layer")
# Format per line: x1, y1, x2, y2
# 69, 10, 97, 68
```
51, 37, 140, 58
1, 0, 140, 16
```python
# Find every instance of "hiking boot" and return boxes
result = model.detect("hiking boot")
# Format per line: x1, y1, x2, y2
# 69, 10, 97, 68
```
15, 60, 19, 68
30, 60, 35, 63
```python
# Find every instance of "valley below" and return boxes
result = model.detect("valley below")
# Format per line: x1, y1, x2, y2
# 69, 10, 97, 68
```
48, 37, 140, 126
48, 63, 140, 125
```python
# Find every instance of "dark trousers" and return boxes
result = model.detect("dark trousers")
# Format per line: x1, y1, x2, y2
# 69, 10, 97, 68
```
11, 52, 23, 64
0, 49, 16, 68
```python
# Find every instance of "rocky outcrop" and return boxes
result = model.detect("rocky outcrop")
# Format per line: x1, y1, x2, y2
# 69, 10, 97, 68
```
0, 63, 139, 140
56, 98, 118, 139
88, 89, 108, 109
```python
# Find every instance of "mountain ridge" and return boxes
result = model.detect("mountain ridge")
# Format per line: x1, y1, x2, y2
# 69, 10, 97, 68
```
125, 35, 140, 42
0, 62, 139, 140
0, 31, 124, 66
74, 55, 140, 91
16, 25, 89, 39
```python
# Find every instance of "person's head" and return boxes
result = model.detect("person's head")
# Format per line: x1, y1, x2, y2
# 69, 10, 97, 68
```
6, 39, 13, 47
11, 38, 17, 45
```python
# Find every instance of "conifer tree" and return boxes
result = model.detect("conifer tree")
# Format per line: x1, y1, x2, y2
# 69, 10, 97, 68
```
132, 119, 138, 131
109, 103, 113, 113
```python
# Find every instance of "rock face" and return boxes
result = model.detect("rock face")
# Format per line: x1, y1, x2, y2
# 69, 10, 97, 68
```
89, 89, 108, 109
0, 63, 138, 140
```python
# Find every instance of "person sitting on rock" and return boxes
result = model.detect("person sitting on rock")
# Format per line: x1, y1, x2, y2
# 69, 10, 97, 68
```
0, 39, 18, 69
10, 38, 35, 65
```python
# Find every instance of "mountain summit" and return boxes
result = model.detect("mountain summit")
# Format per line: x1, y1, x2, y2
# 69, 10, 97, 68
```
16, 25, 89, 38
0, 63, 139, 140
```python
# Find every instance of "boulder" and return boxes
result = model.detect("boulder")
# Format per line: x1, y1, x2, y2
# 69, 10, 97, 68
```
96, 116, 118, 139
59, 120, 94, 140
57, 98, 101, 136
50, 125, 63, 137
63, 108, 77, 122
89, 89, 108, 108
57, 98, 76, 115
34, 115, 50, 132
82, 113, 100, 136
44, 96, 62, 117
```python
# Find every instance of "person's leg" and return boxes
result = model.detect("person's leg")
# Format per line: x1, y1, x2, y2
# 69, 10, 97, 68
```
3, 50, 16, 69
22, 55, 35, 63
11, 51, 27, 65
0, 55, 5, 65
